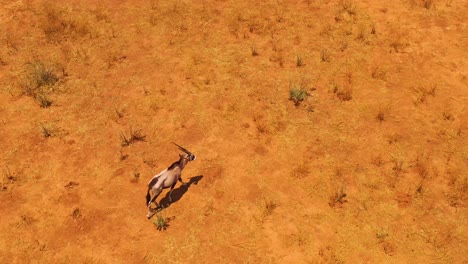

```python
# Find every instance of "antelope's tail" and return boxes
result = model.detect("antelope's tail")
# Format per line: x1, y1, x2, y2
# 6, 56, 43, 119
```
146, 189, 151, 205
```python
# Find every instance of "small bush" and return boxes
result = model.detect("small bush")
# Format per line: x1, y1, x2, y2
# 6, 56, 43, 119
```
153, 214, 170, 231
21, 61, 59, 97
289, 87, 309, 106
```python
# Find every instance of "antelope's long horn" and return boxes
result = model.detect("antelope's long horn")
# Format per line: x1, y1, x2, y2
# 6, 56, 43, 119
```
172, 142, 192, 154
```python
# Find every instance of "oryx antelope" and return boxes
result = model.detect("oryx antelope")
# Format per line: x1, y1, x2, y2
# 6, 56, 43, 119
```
146, 143, 196, 219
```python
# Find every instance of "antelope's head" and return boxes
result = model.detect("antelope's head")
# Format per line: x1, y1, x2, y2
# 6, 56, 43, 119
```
173, 142, 196, 162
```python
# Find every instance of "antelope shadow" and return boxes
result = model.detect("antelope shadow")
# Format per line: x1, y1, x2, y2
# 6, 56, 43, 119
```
158, 175, 203, 210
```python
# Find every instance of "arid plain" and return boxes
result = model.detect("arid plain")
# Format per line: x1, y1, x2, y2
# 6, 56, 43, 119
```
0, 0, 467, 263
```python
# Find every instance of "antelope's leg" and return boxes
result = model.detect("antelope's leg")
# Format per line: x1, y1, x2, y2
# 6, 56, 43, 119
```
149, 189, 162, 209
168, 183, 176, 203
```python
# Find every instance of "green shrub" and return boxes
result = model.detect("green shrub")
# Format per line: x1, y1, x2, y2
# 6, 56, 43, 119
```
153, 214, 170, 231
289, 87, 309, 106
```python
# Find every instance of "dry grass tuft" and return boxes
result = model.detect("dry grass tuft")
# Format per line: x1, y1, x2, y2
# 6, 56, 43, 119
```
292, 163, 310, 178
412, 0, 436, 9
413, 84, 436, 105
153, 214, 171, 231
131, 169, 140, 183
263, 199, 277, 217
320, 49, 331, 62
329, 187, 347, 208
120, 128, 146, 147
371, 65, 386, 80
296, 55, 304, 67
335, 0, 358, 22
36, 93, 53, 108
20, 61, 59, 97
251, 45, 259, 56
2, 166, 18, 191
41, 4, 91, 43
333, 82, 353, 101
376, 110, 385, 122
39, 122, 55, 138
72, 208, 81, 219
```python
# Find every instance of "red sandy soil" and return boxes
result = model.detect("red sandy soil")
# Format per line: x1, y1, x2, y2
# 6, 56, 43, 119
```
0, 0, 467, 263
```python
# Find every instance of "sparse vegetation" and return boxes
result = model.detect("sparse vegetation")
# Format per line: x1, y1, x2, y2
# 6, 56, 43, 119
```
335, 0, 357, 22
389, 158, 405, 187
41, 4, 91, 43
72, 208, 81, 219
376, 229, 389, 242
115, 108, 124, 118
296, 55, 303, 67
371, 65, 386, 80
333, 82, 352, 101
17, 215, 36, 227
289, 86, 309, 106
390, 36, 408, 53
21, 61, 59, 98
36, 93, 53, 108
120, 127, 146, 147
371, 22, 376, 34
131, 168, 140, 183
119, 149, 129, 161
339, 0, 357, 15
413, 84, 436, 105
251, 45, 259, 56
442, 112, 454, 121
263, 199, 277, 217
4, 166, 16, 183
329, 187, 347, 208
1, 1, 466, 262
412, 0, 435, 9
355, 25, 368, 42
320, 49, 331, 62
320, 24, 333, 37
39, 123, 55, 138
64, 181, 79, 189
292, 163, 310, 178
376, 110, 385, 122
144, 159, 157, 168
2, 166, 17, 191
153, 214, 170, 231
